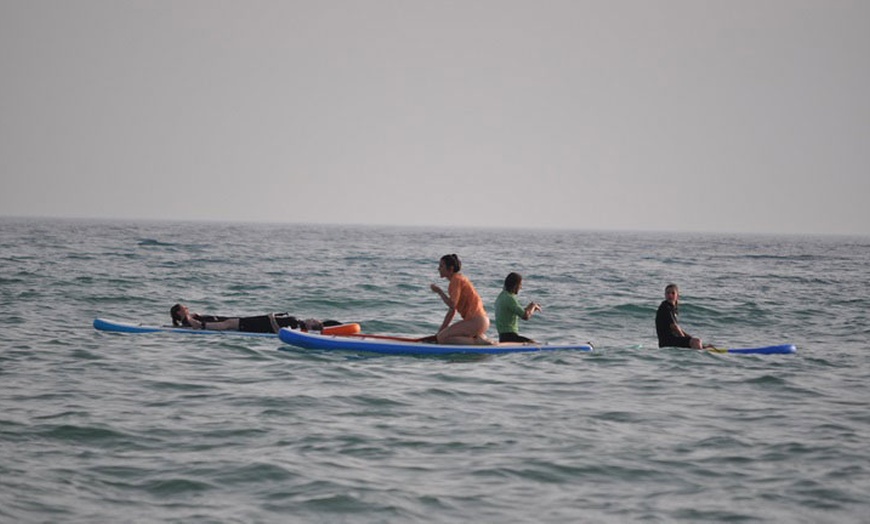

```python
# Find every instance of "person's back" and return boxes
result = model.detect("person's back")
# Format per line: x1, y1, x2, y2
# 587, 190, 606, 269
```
450, 273, 486, 320
655, 299, 679, 347
494, 272, 540, 343
495, 289, 523, 336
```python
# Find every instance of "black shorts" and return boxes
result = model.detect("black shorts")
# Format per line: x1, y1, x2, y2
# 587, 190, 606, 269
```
238, 315, 275, 333
238, 314, 303, 333
499, 332, 535, 343
238, 314, 344, 333
658, 335, 693, 348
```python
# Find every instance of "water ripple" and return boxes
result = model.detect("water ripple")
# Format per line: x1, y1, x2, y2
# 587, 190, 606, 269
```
1, 219, 869, 522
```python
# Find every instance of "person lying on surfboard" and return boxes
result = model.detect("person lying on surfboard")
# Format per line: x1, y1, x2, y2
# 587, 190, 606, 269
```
429, 254, 493, 345
655, 284, 714, 349
169, 303, 341, 334
494, 272, 542, 343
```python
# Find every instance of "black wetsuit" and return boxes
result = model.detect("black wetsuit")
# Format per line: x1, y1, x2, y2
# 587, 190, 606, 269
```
655, 301, 692, 348
184, 313, 339, 333
188, 314, 229, 324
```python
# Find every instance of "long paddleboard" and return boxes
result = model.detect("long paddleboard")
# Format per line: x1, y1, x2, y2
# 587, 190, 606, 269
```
706, 344, 797, 355
278, 328, 593, 355
93, 318, 361, 337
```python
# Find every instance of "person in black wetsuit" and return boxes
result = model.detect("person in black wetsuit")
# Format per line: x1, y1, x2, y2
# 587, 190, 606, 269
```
170, 303, 340, 333
655, 284, 710, 349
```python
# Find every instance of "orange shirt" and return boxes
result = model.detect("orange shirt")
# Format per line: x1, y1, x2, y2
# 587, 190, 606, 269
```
448, 273, 487, 320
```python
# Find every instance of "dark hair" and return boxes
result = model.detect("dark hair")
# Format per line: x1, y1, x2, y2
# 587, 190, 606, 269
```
440, 254, 461, 273
170, 303, 184, 327
664, 283, 680, 310
504, 272, 522, 294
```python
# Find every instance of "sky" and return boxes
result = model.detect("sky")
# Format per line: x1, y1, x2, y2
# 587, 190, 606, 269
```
2, 1, 868, 236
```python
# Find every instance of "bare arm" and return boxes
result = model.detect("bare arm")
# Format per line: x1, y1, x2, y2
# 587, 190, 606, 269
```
431, 284, 456, 331
439, 308, 455, 332
190, 317, 240, 331
431, 284, 452, 307
209, 319, 241, 331
671, 322, 689, 338
521, 302, 542, 320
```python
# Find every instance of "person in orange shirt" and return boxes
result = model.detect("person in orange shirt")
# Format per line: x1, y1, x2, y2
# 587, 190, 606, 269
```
430, 254, 492, 345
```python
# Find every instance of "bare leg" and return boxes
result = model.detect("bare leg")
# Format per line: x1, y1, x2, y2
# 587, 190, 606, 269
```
202, 319, 241, 331
436, 316, 491, 345
268, 314, 280, 333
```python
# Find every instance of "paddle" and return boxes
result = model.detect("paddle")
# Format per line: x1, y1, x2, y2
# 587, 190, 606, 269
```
343, 333, 438, 343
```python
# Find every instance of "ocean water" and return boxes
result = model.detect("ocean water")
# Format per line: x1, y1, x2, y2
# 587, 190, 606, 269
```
1, 217, 868, 523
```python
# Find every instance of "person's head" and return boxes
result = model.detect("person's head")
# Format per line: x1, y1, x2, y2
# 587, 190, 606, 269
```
170, 303, 188, 326
438, 254, 461, 277
504, 272, 523, 294
664, 284, 679, 304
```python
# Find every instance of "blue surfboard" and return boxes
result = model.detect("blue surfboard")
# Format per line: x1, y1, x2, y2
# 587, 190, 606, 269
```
94, 318, 278, 337
94, 318, 361, 338
707, 344, 797, 355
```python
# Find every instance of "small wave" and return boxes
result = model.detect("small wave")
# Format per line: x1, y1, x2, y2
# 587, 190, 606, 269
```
143, 477, 217, 496
137, 238, 174, 246
38, 424, 130, 444
583, 303, 654, 320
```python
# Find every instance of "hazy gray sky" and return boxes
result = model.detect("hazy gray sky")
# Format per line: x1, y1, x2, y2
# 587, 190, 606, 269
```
2, 1, 868, 235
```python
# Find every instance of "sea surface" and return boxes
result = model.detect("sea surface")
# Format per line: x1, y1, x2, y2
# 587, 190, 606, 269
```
1, 217, 868, 523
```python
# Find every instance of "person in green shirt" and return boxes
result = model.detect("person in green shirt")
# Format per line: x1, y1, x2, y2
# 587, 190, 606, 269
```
494, 272, 542, 343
